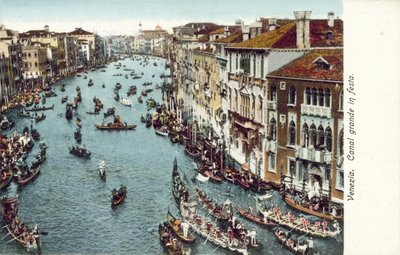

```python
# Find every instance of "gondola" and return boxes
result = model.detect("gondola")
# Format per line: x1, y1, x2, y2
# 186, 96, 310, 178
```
235, 206, 277, 228
69, 146, 91, 158
5, 225, 39, 252
197, 163, 223, 183
31, 129, 40, 140
60, 84, 66, 92
88, 79, 94, 87
16, 166, 41, 186
86, 111, 99, 115
33, 113, 46, 122
140, 115, 145, 123
99, 160, 106, 181
166, 210, 196, 243
111, 185, 127, 206
284, 196, 343, 221
31, 154, 46, 169
159, 222, 187, 255
114, 92, 120, 101
249, 177, 272, 193
138, 96, 143, 104
275, 228, 311, 255
18, 110, 31, 118
25, 104, 54, 112
66, 105, 73, 120
184, 145, 201, 159
0, 170, 12, 190
103, 107, 115, 118
44, 90, 57, 97
41, 97, 46, 104
74, 128, 82, 143
115, 83, 122, 90
237, 177, 251, 190
0, 118, 15, 130
95, 123, 137, 130
143, 81, 152, 86
25, 100, 34, 107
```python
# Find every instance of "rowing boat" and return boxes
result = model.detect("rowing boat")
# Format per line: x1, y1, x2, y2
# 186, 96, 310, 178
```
166, 210, 196, 243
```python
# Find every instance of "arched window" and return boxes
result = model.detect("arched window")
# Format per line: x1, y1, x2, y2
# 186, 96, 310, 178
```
302, 123, 309, 148
289, 86, 296, 105
326, 126, 332, 152
289, 120, 296, 145
318, 89, 324, 106
339, 90, 343, 110
310, 123, 317, 146
269, 117, 276, 141
270, 85, 276, 101
305, 88, 311, 105
317, 125, 325, 147
312, 88, 318, 105
339, 128, 344, 155
325, 89, 331, 107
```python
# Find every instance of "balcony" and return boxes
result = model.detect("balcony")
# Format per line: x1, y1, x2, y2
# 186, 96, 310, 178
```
267, 101, 277, 111
296, 146, 332, 164
301, 104, 331, 118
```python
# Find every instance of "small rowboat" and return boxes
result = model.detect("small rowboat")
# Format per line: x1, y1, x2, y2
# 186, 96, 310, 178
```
275, 228, 310, 255
95, 123, 137, 130
16, 166, 41, 186
155, 126, 169, 136
112, 186, 127, 206
159, 222, 187, 255
86, 111, 99, 115
235, 206, 277, 228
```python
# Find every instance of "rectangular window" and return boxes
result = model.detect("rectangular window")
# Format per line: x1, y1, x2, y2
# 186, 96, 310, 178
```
235, 55, 238, 71
240, 58, 250, 74
261, 56, 264, 78
288, 159, 296, 178
269, 153, 276, 172
336, 169, 344, 191
242, 141, 247, 154
253, 56, 256, 77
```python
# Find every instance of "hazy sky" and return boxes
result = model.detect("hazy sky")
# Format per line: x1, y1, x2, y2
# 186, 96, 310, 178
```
0, 0, 342, 35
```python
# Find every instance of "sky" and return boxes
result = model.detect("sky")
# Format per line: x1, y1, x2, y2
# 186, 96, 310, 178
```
0, 0, 342, 35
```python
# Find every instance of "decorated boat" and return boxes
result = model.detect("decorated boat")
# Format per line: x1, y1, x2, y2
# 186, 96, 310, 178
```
284, 196, 343, 221
1, 196, 19, 223
166, 210, 196, 243
194, 187, 232, 220
5, 224, 39, 252
16, 166, 41, 186
197, 163, 223, 183
256, 202, 341, 238
95, 122, 136, 130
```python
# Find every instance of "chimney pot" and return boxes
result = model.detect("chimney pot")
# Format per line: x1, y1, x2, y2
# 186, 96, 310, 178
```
328, 12, 335, 27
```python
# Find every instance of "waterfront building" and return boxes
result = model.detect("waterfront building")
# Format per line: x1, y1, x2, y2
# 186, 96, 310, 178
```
265, 48, 343, 204
21, 44, 48, 79
0, 25, 24, 101
68, 27, 95, 66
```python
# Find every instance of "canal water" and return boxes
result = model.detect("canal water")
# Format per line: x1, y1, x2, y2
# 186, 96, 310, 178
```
0, 56, 343, 255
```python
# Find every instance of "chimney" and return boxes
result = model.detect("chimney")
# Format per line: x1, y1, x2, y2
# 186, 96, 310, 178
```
44, 25, 49, 32
328, 12, 335, 27
268, 18, 277, 31
294, 11, 312, 49
224, 26, 230, 36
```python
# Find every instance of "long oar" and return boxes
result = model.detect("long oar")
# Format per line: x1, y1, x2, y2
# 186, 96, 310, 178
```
6, 233, 24, 244
1, 231, 11, 240
1, 224, 9, 230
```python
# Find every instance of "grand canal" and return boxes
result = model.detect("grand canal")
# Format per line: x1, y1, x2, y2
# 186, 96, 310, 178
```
0, 55, 343, 255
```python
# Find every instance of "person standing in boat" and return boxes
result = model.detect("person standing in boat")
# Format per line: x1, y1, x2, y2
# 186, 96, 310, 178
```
306, 237, 314, 255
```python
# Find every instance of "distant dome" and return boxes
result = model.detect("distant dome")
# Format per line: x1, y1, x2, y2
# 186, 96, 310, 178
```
155, 25, 162, 30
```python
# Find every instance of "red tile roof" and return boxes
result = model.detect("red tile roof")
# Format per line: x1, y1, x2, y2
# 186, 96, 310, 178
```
69, 28, 93, 36
267, 49, 343, 81
229, 19, 343, 49
214, 32, 243, 44
198, 35, 209, 43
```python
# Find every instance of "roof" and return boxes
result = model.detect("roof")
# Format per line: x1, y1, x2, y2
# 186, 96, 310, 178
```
230, 19, 343, 49
232, 22, 296, 48
214, 32, 243, 44
20, 30, 54, 38
69, 28, 93, 36
198, 35, 209, 43
267, 49, 343, 81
